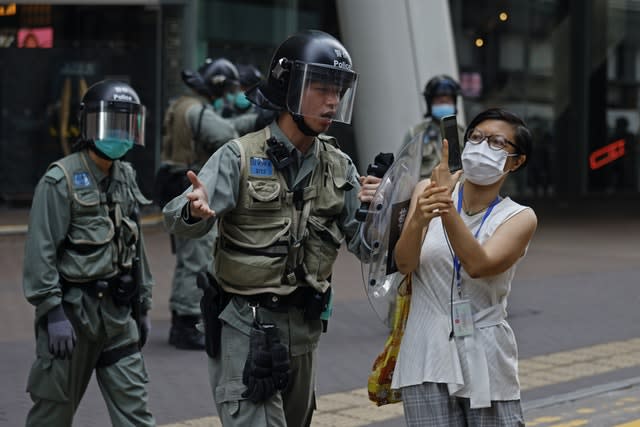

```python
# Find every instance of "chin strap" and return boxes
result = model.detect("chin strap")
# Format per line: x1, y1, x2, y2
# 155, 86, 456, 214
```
292, 114, 319, 137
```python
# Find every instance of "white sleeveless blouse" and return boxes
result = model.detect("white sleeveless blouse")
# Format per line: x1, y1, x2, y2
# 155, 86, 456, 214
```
391, 184, 531, 407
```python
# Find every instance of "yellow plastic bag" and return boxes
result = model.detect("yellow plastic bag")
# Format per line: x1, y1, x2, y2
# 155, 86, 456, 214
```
367, 274, 412, 406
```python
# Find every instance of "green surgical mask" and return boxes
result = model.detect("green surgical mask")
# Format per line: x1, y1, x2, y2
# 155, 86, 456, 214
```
234, 92, 251, 110
212, 98, 224, 112
94, 138, 133, 160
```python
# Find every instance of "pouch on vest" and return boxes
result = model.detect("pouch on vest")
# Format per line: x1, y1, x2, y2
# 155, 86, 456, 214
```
118, 214, 139, 270
314, 152, 353, 216
215, 216, 291, 290
303, 216, 343, 286
246, 180, 281, 210
59, 200, 116, 281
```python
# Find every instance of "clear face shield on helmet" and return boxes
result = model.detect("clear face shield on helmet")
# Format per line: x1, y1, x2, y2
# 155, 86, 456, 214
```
82, 100, 146, 147
286, 61, 358, 124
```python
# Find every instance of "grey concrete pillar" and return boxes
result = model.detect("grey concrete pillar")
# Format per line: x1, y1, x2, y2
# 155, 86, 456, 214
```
336, 0, 461, 169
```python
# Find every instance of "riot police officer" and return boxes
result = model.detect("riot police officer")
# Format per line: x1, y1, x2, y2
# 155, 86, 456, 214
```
163, 30, 381, 426
236, 63, 281, 131
234, 63, 263, 114
160, 57, 243, 350
23, 80, 155, 426
400, 74, 466, 178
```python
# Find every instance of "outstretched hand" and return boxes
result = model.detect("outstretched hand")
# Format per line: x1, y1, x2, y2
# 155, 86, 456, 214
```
185, 170, 216, 219
430, 139, 463, 193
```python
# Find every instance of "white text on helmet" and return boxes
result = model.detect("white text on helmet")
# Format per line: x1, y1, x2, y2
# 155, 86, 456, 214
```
113, 85, 134, 102
333, 60, 352, 70
113, 93, 134, 102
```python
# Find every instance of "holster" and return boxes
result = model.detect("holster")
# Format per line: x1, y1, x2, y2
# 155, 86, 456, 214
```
303, 286, 332, 323
197, 271, 228, 358
110, 273, 140, 306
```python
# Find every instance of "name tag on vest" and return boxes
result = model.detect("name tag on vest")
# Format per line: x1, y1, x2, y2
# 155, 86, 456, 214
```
250, 157, 274, 177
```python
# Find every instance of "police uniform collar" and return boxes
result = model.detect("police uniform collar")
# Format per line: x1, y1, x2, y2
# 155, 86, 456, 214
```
81, 150, 110, 185
269, 122, 294, 151
270, 122, 318, 160
269, 122, 311, 161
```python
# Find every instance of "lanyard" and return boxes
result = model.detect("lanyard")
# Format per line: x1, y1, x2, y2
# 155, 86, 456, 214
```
453, 184, 500, 297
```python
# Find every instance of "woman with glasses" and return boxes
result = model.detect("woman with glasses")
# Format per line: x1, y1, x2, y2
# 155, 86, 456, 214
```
392, 108, 537, 426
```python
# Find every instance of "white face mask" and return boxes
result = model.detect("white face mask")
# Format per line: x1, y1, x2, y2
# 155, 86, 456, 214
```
461, 140, 510, 185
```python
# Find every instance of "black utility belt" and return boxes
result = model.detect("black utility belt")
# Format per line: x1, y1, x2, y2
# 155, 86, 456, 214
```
234, 287, 310, 313
62, 277, 116, 298
61, 274, 138, 306
232, 285, 331, 321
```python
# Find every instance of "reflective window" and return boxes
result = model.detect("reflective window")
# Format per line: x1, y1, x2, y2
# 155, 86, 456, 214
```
451, 0, 640, 197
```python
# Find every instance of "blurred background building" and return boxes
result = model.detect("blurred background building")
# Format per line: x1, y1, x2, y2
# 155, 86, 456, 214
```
0, 0, 638, 203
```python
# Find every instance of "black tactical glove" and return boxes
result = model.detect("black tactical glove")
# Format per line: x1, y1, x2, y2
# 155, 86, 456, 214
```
47, 305, 76, 359
241, 325, 276, 403
264, 324, 290, 391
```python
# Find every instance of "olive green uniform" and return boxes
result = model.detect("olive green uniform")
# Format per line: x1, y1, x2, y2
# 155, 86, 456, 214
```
161, 95, 239, 317
23, 150, 155, 427
401, 116, 466, 179
163, 122, 367, 426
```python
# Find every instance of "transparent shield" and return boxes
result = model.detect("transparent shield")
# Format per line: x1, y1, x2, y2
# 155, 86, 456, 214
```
84, 101, 146, 146
361, 133, 423, 326
286, 61, 358, 124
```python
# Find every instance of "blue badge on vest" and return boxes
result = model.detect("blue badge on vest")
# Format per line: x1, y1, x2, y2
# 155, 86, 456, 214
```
250, 157, 274, 177
73, 172, 91, 188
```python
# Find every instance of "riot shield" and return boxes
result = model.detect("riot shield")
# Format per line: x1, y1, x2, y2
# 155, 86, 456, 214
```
360, 133, 423, 326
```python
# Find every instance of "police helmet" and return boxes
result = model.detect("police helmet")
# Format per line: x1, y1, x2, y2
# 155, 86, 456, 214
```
182, 58, 240, 99
79, 79, 146, 148
245, 29, 358, 124
237, 64, 263, 89
423, 75, 461, 116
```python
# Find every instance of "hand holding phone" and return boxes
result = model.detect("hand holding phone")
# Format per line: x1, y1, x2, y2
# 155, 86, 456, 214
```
440, 114, 462, 173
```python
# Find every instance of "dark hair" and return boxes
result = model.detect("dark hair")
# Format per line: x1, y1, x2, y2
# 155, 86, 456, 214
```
71, 138, 91, 153
464, 107, 532, 170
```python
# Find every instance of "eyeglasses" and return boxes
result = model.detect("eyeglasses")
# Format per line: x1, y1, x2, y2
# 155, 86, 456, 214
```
467, 128, 520, 154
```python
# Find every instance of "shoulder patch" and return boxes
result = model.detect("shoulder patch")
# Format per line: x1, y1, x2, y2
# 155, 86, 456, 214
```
44, 166, 65, 183
72, 171, 92, 188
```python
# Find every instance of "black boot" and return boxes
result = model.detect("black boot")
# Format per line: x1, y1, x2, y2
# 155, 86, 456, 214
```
169, 311, 205, 350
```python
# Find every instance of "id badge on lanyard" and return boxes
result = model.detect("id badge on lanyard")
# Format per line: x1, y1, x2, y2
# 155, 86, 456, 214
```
451, 299, 474, 337
451, 185, 500, 338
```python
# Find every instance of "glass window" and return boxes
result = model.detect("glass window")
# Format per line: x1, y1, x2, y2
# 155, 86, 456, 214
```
451, 0, 640, 197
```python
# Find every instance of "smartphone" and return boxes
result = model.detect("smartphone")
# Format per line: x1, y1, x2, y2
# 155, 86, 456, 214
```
440, 114, 462, 172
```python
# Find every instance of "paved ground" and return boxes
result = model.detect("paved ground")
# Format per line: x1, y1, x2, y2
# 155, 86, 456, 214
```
1, 198, 639, 426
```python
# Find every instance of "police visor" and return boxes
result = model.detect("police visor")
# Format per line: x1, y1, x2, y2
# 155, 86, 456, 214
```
82, 100, 146, 147
286, 61, 358, 124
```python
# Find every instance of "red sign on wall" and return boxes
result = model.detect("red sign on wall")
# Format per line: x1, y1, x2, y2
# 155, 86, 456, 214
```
589, 139, 625, 170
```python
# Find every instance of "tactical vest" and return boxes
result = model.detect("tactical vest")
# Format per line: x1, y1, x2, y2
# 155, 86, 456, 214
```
214, 127, 354, 295
160, 95, 207, 167
47, 151, 150, 283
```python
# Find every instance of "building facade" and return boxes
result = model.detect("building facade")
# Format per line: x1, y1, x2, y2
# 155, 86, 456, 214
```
1, 0, 638, 202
